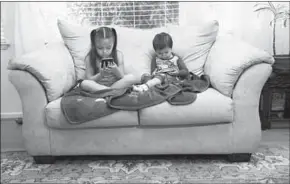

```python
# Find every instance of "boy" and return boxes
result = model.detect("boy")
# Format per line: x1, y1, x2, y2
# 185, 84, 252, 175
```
133, 32, 189, 92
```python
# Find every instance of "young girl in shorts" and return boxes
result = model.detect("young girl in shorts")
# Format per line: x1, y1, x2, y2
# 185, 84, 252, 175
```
80, 27, 140, 92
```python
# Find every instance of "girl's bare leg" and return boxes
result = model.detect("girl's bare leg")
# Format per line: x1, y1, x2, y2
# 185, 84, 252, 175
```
80, 80, 109, 93
111, 74, 141, 89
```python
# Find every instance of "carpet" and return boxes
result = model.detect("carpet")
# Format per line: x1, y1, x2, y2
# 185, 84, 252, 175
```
1, 144, 289, 184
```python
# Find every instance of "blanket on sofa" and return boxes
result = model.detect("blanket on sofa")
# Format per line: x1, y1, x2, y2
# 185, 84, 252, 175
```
61, 74, 210, 124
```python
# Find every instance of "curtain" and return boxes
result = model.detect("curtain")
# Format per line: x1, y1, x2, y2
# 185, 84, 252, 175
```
1, 2, 68, 58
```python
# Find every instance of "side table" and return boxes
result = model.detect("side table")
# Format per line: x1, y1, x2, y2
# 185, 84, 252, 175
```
260, 67, 290, 130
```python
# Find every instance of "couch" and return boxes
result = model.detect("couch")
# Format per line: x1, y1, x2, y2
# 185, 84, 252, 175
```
8, 20, 275, 164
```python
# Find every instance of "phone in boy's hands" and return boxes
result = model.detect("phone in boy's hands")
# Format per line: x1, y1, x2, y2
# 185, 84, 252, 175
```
101, 58, 114, 68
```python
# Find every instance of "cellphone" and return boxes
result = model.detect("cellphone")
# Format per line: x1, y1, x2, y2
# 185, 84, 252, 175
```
101, 58, 114, 68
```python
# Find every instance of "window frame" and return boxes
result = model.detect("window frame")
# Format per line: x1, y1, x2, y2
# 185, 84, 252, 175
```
1, 19, 10, 50
66, 1, 179, 29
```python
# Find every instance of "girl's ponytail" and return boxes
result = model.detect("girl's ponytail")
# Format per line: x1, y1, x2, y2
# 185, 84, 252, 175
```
111, 28, 118, 65
90, 29, 97, 47
88, 28, 98, 74
111, 28, 118, 51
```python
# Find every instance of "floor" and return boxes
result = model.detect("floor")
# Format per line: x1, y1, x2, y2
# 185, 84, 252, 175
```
1, 129, 289, 184
261, 128, 289, 147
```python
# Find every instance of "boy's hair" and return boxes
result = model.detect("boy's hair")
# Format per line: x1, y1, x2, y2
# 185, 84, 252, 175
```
152, 32, 173, 51
86, 27, 118, 74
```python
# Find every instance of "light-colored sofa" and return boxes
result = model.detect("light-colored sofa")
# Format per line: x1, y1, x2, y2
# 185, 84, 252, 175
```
8, 20, 274, 164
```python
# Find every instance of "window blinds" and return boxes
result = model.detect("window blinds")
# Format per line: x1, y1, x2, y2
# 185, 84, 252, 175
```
67, 1, 179, 29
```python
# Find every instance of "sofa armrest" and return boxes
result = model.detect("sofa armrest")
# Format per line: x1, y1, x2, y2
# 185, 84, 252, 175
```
8, 42, 76, 102
231, 63, 272, 152
204, 35, 274, 97
8, 70, 51, 155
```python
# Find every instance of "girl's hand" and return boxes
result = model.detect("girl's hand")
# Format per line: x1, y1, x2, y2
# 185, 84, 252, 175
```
99, 67, 110, 78
107, 62, 122, 78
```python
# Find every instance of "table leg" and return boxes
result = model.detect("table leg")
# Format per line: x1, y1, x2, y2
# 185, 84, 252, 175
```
261, 89, 272, 130
284, 91, 290, 118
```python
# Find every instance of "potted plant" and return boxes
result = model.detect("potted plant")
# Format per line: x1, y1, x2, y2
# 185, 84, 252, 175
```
254, 1, 290, 71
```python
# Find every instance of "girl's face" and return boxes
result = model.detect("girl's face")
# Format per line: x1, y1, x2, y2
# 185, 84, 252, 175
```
156, 47, 173, 60
95, 37, 114, 58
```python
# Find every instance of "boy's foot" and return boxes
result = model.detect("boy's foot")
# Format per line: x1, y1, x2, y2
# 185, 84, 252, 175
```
133, 84, 149, 92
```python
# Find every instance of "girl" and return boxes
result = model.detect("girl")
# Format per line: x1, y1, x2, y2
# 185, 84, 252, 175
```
80, 27, 141, 93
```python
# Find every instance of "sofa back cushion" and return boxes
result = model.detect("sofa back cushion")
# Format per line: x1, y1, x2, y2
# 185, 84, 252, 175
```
57, 19, 219, 80
145, 21, 219, 76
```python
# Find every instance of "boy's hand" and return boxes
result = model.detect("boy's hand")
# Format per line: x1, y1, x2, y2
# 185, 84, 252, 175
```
168, 70, 179, 76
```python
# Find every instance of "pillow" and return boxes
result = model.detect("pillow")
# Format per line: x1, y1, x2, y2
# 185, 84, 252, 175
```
57, 19, 219, 80
57, 20, 91, 80
166, 20, 219, 76
111, 25, 167, 76
204, 35, 275, 97
8, 42, 76, 102
57, 19, 166, 80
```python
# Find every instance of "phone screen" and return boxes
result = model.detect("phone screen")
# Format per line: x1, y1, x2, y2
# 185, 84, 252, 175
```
101, 58, 114, 68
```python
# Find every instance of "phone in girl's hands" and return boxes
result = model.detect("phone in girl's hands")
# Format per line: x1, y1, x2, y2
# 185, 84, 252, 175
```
101, 58, 114, 68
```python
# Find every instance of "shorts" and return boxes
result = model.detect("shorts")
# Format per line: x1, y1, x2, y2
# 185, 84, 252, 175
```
141, 73, 179, 85
74, 72, 119, 90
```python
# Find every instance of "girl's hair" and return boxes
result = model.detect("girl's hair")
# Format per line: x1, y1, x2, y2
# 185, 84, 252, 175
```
152, 32, 173, 51
86, 27, 118, 74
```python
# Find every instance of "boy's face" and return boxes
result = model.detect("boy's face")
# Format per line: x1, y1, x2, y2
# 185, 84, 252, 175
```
156, 47, 173, 60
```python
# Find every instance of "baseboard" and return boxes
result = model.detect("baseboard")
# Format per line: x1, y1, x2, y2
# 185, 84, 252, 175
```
271, 120, 290, 129
1, 116, 25, 152
1, 112, 22, 120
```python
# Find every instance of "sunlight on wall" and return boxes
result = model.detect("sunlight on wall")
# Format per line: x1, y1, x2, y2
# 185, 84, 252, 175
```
179, 2, 289, 55
3, 1, 289, 56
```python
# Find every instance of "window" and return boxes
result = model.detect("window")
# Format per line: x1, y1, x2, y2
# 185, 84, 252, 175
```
1, 20, 9, 50
66, 1, 179, 29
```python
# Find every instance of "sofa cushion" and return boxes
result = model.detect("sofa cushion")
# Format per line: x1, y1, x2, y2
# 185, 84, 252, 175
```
57, 19, 219, 80
139, 88, 233, 126
8, 42, 76, 102
57, 19, 166, 80
45, 98, 139, 129
156, 21, 219, 76
204, 35, 275, 97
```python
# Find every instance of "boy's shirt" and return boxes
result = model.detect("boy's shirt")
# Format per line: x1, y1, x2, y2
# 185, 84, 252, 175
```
153, 55, 180, 75
151, 53, 189, 80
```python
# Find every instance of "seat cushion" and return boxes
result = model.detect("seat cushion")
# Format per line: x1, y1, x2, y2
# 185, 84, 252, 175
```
45, 98, 139, 129
139, 88, 233, 126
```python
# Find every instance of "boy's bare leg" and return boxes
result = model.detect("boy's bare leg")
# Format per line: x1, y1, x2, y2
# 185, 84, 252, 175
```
146, 77, 162, 88
133, 77, 162, 92
111, 74, 141, 89
80, 80, 109, 93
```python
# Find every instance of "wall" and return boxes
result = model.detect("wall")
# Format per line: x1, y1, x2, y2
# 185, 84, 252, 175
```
1, 2, 22, 116
1, 48, 22, 116
179, 2, 289, 55
1, 2, 24, 152
1, 45, 25, 152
